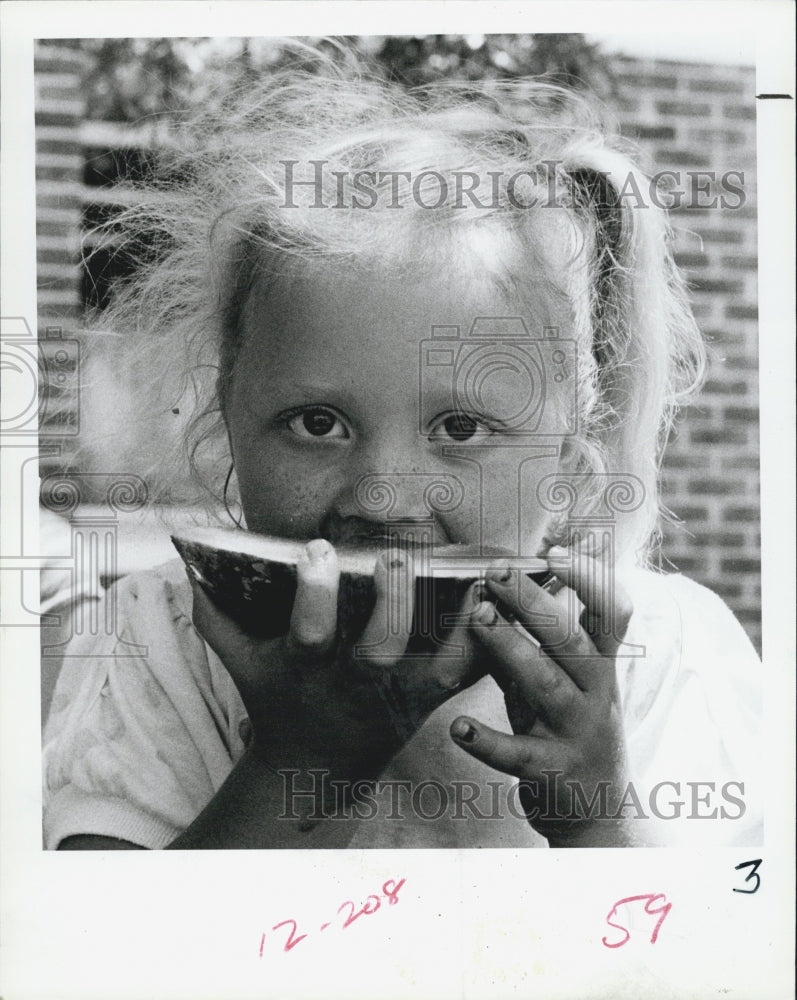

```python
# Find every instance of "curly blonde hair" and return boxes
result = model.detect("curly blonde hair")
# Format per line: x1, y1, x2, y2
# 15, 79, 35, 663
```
92, 53, 705, 565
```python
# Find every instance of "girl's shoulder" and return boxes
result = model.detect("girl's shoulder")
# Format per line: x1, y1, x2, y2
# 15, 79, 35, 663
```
623, 566, 759, 663
617, 567, 760, 738
110, 557, 194, 621
65, 558, 200, 664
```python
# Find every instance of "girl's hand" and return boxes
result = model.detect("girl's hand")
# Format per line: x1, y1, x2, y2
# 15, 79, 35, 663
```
188, 540, 483, 787
449, 547, 635, 847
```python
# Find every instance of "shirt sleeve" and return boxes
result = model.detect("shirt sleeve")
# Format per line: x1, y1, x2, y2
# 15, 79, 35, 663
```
42, 562, 246, 849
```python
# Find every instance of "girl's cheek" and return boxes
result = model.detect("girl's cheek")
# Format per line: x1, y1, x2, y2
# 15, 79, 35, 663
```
239, 465, 343, 538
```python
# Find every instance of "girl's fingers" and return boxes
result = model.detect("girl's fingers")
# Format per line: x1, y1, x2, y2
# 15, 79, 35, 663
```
357, 550, 415, 668
286, 539, 339, 657
484, 566, 600, 691
187, 571, 273, 692
428, 581, 487, 692
546, 547, 634, 658
449, 715, 545, 777
470, 600, 580, 727
188, 570, 250, 657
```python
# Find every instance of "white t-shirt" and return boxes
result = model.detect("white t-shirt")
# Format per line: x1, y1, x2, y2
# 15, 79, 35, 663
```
42, 559, 762, 849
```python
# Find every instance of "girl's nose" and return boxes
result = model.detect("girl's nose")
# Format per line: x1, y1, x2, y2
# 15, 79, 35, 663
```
325, 443, 462, 546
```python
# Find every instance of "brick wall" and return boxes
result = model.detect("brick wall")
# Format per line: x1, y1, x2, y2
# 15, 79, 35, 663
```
34, 43, 87, 478
610, 56, 761, 652
34, 42, 762, 652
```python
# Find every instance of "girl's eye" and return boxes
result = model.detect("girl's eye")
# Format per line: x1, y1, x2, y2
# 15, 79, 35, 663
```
430, 412, 494, 443
285, 407, 349, 439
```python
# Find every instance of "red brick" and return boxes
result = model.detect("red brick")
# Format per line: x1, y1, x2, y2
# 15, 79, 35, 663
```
35, 108, 81, 127
667, 556, 704, 574
689, 277, 739, 293
36, 161, 83, 182
702, 378, 749, 395
625, 123, 677, 141
721, 254, 758, 269
34, 51, 83, 75
723, 105, 756, 120
37, 246, 79, 265
722, 404, 758, 421
723, 505, 760, 521
688, 479, 737, 495
692, 532, 746, 547
670, 504, 710, 521
689, 427, 749, 445
37, 218, 79, 239
673, 251, 710, 268
654, 148, 712, 167
691, 227, 744, 244
724, 304, 758, 321
719, 456, 760, 472
687, 77, 747, 95
656, 101, 713, 117
38, 273, 80, 292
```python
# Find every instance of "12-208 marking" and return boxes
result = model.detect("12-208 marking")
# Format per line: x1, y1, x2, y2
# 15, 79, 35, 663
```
259, 878, 406, 956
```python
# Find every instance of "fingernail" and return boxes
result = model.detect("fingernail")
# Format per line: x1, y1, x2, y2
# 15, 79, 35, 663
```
547, 546, 571, 570
472, 601, 497, 625
452, 719, 477, 743
487, 562, 513, 584
305, 539, 331, 565
469, 582, 488, 607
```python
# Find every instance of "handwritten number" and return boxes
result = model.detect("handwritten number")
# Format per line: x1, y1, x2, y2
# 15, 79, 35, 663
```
338, 894, 383, 928
263, 877, 406, 954
337, 901, 357, 928
643, 895, 672, 943
272, 918, 308, 952
382, 878, 406, 904
602, 893, 672, 949
733, 859, 762, 894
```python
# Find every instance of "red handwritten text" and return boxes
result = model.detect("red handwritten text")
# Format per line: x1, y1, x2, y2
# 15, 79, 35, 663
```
260, 878, 407, 957
602, 893, 672, 949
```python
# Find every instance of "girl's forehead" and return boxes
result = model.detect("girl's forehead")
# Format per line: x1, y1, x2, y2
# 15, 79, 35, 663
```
241, 213, 579, 348
241, 256, 567, 361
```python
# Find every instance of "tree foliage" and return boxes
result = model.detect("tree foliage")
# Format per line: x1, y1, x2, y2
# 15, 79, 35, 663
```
74, 34, 615, 124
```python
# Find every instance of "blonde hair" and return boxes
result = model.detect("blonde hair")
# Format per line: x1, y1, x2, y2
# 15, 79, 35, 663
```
94, 56, 705, 565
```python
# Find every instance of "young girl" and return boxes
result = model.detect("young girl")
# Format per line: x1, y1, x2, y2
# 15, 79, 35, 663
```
42, 59, 761, 850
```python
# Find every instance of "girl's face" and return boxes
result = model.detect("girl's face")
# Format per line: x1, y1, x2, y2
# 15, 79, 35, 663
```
226, 260, 575, 556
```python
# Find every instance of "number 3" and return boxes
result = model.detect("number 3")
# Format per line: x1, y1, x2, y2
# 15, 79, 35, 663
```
733, 859, 762, 894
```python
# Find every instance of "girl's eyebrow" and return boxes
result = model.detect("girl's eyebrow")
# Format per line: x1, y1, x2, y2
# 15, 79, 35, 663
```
281, 378, 355, 397
259, 379, 364, 410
